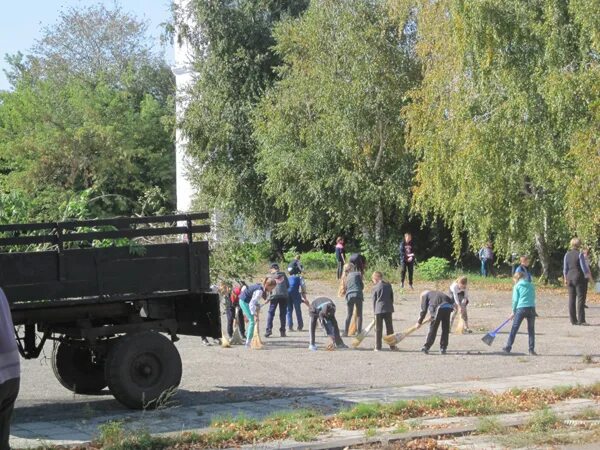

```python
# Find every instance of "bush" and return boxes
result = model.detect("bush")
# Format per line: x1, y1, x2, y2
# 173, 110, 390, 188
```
417, 257, 451, 280
284, 250, 336, 271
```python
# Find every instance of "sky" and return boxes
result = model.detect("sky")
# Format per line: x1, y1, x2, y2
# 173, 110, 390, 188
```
0, 0, 174, 91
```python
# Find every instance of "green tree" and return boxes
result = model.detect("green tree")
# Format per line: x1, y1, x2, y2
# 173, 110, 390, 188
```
0, 3, 175, 221
404, 0, 600, 280
253, 0, 419, 254
176, 0, 309, 244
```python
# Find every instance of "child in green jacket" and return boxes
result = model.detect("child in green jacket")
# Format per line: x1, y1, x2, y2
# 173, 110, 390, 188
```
503, 271, 537, 355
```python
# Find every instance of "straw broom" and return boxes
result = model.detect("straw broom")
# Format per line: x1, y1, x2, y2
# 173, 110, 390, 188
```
251, 312, 264, 350
347, 308, 358, 336
383, 318, 432, 346
221, 332, 231, 348
230, 316, 244, 345
454, 315, 465, 334
351, 319, 376, 348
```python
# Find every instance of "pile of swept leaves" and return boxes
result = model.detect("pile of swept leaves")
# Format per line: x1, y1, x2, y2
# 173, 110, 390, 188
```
56, 384, 600, 450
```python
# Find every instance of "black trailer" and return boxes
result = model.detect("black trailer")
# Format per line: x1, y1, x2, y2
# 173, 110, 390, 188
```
0, 213, 220, 409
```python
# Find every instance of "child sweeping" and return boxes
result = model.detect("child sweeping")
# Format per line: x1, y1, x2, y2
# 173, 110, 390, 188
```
416, 290, 457, 354
238, 278, 276, 348
308, 297, 347, 351
503, 271, 537, 355
371, 271, 398, 352
449, 276, 471, 333
339, 263, 364, 336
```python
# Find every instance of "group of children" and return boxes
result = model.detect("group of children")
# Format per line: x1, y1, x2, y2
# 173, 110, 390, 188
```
216, 251, 539, 355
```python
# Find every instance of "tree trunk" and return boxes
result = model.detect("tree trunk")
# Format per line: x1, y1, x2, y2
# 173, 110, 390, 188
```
375, 200, 385, 253
534, 232, 550, 284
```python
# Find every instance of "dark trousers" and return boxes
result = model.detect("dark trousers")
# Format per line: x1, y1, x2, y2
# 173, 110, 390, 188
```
336, 260, 344, 279
0, 377, 19, 450
568, 280, 587, 324
505, 306, 535, 352
375, 312, 394, 350
226, 302, 246, 338
309, 313, 344, 346
424, 307, 452, 350
345, 296, 363, 334
287, 295, 304, 330
266, 297, 287, 334
481, 259, 493, 277
400, 261, 414, 286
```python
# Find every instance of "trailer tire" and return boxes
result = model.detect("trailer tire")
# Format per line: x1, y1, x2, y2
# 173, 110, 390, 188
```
105, 331, 182, 409
52, 341, 107, 395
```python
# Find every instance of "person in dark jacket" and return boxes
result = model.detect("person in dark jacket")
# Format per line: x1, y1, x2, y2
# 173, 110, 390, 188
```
343, 266, 364, 336
416, 290, 457, 354
399, 233, 415, 289
371, 272, 398, 351
308, 297, 347, 351
563, 238, 592, 325
0, 287, 20, 450
265, 263, 290, 337
349, 253, 367, 274
222, 281, 246, 339
335, 237, 346, 279
287, 269, 307, 331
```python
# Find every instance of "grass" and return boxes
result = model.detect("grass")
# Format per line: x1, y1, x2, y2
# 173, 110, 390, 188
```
74, 383, 600, 449
476, 416, 505, 434
572, 407, 600, 421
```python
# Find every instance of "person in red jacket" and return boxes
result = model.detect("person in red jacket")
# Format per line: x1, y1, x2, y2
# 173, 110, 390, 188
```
225, 282, 246, 339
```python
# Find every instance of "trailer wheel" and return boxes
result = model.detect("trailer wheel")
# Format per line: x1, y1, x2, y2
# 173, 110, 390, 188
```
52, 341, 107, 395
105, 331, 182, 409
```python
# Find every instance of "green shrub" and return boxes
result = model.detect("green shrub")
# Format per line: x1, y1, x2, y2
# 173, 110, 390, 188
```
284, 250, 336, 271
417, 257, 451, 280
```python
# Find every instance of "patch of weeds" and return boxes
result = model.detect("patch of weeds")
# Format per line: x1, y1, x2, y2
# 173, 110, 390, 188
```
476, 416, 505, 434
572, 407, 600, 420
95, 421, 173, 450
583, 354, 594, 364
365, 427, 378, 438
527, 408, 559, 432
97, 421, 125, 448
392, 423, 409, 434
339, 402, 383, 420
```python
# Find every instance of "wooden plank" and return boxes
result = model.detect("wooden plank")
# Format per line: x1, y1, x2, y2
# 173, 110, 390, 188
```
0, 235, 56, 246
59, 212, 209, 229
0, 222, 54, 232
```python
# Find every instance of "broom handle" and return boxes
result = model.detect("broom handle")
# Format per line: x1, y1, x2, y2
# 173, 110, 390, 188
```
493, 317, 513, 334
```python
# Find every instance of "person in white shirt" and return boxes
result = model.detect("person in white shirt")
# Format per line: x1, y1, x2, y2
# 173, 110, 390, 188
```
449, 276, 472, 333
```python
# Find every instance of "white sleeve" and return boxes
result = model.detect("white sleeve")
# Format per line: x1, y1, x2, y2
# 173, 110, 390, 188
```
249, 289, 263, 314
450, 282, 460, 303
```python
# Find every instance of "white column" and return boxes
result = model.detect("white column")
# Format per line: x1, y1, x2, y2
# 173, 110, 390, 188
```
172, 0, 197, 213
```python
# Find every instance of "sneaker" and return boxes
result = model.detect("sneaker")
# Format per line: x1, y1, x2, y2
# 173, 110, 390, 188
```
308, 344, 317, 351
288, 327, 294, 332
579, 322, 590, 326
502, 347, 511, 354
337, 343, 349, 349
465, 329, 473, 334
202, 338, 211, 346
264, 331, 272, 338
440, 348, 447, 354
584, 305, 589, 309
390, 346, 399, 351
401, 282, 405, 289
409, 284, 414, 290
297, 327, 303, 332
421, 346, 429, 354
280, 331, 287, 337
374, 348, 380, 352
213, 338, 222, 345
529, 350, 538, 356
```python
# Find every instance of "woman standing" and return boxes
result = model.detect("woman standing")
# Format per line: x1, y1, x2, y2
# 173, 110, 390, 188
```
335, 237, 346, 280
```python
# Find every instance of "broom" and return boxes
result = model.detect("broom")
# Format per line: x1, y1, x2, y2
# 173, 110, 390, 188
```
481, 316, 513, 346
251, 312, 264, 349
383, 318, 432, 346
351, 319, 376, 348
454, 315, 465, 335
230, 316, 244, 345
348, 308, 358, 336
221, 332, 231, 348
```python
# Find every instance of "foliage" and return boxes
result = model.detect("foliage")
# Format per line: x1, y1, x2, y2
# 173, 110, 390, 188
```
254, 0, 419, 254
526, 408, 559, 432
417, 257, 452, 281
176, 0, 309, 232
283, 250, 337, 271
402, 0, 600, 279
0, 3, 175, 222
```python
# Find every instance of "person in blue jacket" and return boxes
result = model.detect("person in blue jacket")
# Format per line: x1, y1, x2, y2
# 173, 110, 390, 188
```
287, 268, 307, 331
503, 271, 537, 355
